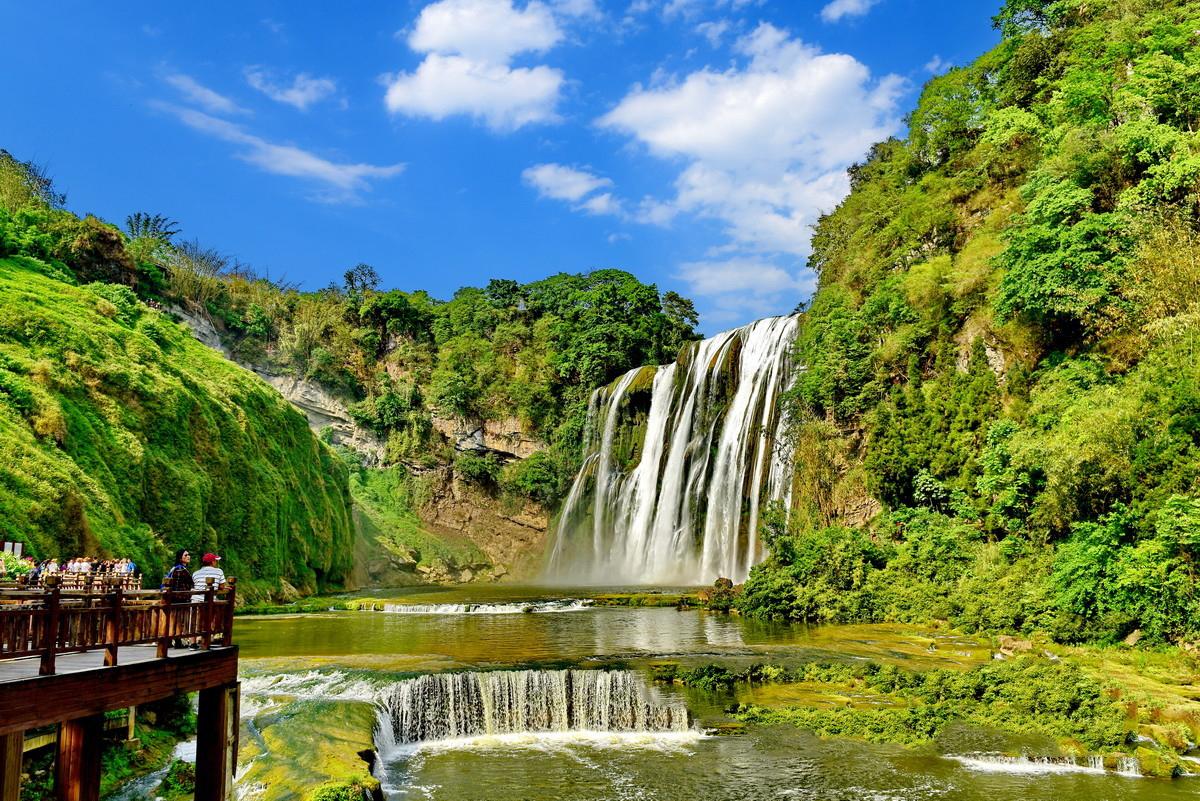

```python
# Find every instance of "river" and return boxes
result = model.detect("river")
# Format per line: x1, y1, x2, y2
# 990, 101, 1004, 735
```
210, 585, 1200, 801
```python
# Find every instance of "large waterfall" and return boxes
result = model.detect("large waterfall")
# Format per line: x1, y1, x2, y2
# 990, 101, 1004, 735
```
376, 669, 690, 745
547, 315, 799, 585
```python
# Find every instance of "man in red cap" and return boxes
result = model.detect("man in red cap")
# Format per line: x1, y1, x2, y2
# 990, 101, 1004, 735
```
189, 553, 227, 648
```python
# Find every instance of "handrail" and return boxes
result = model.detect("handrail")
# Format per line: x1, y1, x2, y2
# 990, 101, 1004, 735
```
0, 575, 237, 676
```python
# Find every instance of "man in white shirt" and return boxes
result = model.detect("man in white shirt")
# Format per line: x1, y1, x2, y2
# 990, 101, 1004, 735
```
191, 553, 226, 603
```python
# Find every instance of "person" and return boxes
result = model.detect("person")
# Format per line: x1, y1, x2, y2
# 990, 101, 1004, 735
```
190, 553, 226, 650
164, 549, 194, 649
191, 553, 225, 601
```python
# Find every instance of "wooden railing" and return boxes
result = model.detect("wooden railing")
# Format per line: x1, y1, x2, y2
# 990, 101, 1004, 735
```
17, 572, 144, 592
0, 575, 236, 675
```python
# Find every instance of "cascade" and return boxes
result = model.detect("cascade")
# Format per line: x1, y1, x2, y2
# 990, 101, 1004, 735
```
376, 669, 690, 746
380, 600, 591, 615
547, 315, 799, 584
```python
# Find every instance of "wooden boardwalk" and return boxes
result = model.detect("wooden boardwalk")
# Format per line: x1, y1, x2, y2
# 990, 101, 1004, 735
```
0, 577, 240, 801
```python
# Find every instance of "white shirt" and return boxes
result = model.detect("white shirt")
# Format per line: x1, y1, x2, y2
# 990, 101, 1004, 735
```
191, 565, 226, 602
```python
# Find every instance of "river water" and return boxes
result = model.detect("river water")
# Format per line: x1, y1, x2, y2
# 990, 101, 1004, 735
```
230, 586, 1197, 801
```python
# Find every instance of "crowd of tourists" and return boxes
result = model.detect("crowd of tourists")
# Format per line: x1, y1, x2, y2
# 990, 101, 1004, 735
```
28, 556, 139, 579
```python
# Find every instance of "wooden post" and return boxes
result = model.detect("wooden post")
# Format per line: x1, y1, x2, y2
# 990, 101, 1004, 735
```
40, 576, 61, 676
194, 683, 238, 801
56, 714, 103, 801
156, 589, 171, 658
223, 577, 236, 647
0, 730, 21, 801
104, 579, 122, 667
125, 706, 137, 744
202, 577, 216, 650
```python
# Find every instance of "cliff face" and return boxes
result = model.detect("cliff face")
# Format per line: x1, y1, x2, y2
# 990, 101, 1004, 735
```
0, 258, 355, 601
415, 465, 549, 580
172, 307, 552, 584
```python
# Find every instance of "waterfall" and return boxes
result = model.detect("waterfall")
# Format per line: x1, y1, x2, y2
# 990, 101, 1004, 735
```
376, 669, 690, 746
380, 600, 592, 615
548, 315, 799, 585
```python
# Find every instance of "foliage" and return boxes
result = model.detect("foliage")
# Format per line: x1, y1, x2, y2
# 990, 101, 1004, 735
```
0, 255, 353, 599
757, 0, 1200, 646
719, 656, 1130, 752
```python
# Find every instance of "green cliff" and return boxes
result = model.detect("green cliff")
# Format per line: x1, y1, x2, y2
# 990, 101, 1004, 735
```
743, 0, 1200, 646
0, 254, 353, 600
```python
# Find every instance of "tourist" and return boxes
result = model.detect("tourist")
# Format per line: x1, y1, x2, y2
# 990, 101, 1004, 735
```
191, 553, 225, 602
165, 549, 194, 595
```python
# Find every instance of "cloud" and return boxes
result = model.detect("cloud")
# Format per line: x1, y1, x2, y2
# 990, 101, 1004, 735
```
594, 22, 902, 321
385, 55, 562, 130
522, 163, 622, 215
597, 20, 903, 234
675, 258, 815, 324
409, 0, 562, 62
695, 20, 730, 46
245, 68, 339, 111
384, 0, 568, 131
820, 0, 881, 23
579, 192, 622, 215
924, 54, 950, 74
164, 73, 247, 115
522, 163, 612, 201
158, 104, 403, 201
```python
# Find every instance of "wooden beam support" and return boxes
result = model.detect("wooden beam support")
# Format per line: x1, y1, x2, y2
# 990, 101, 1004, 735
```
0, 648, 238, 737
194, 682, 239, 801
56, 714, 103, 801
0, 731, 21, 801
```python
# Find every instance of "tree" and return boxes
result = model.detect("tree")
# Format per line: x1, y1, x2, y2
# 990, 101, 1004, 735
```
125, 212, 181, 243
343, 263, 379, 296
0, 149, 66, 212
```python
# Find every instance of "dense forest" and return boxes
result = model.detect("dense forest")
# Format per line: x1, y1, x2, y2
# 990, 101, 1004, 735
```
0, 147, 699, 589
740, 0, 1200, 646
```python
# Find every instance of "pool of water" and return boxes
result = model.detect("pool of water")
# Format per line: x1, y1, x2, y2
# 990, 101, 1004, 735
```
231, 586, 1198, 801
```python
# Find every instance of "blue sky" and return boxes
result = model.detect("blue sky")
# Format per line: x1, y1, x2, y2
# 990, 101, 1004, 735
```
2, 1, 999, 332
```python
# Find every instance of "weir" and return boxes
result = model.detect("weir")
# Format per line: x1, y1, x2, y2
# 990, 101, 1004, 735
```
548, 315, 799, 585
376, 669, 690, 746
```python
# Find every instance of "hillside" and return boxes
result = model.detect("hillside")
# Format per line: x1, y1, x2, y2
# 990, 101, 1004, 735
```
743, 0, 1200, 646
0, 148, 701, 586
0, 255, 353, 599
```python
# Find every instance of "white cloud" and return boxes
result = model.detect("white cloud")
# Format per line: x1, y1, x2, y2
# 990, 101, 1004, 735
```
522, 163, 622, 216
164, 74, 247, 116
409, 0, 562, 62
579, 192, 622, 215
675, 258, 815, 324
384, 0, 569, 131
594, 22, 902, 322
159, 104, 403, 201
695, 20, 730, 46
245, 68, 339, 111
820, 0, 881, 23
385, 55, 562, 130
522, 163, 612, 201
924, 54, 950, 74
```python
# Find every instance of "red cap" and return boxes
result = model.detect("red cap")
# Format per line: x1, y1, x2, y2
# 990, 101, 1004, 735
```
201, 553, 221, 564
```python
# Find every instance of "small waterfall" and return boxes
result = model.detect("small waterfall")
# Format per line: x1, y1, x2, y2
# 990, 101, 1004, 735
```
377, 669, 690, 746
548, 315, 799, 584
380, 600, 592, 615
948, 753, 1140, 776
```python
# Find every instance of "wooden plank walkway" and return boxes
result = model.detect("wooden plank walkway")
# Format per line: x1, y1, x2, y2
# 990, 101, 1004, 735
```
0, 644, 195, 684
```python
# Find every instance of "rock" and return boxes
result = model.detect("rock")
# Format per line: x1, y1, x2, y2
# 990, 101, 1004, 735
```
431, 415, 545, 459
1134, 746, 1182, 778
997, 635, 1033, 655
170, 304, 387, 465
1123, 629, 1143, 647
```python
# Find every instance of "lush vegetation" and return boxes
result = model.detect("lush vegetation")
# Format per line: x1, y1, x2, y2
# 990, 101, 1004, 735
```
660, 655, 1196, 775
0, 142, 699, 588
0, 155, 354, 599
742, 0, 1200, 646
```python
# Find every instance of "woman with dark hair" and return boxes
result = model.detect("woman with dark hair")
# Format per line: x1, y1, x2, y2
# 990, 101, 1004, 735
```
164, 549, 194, 648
